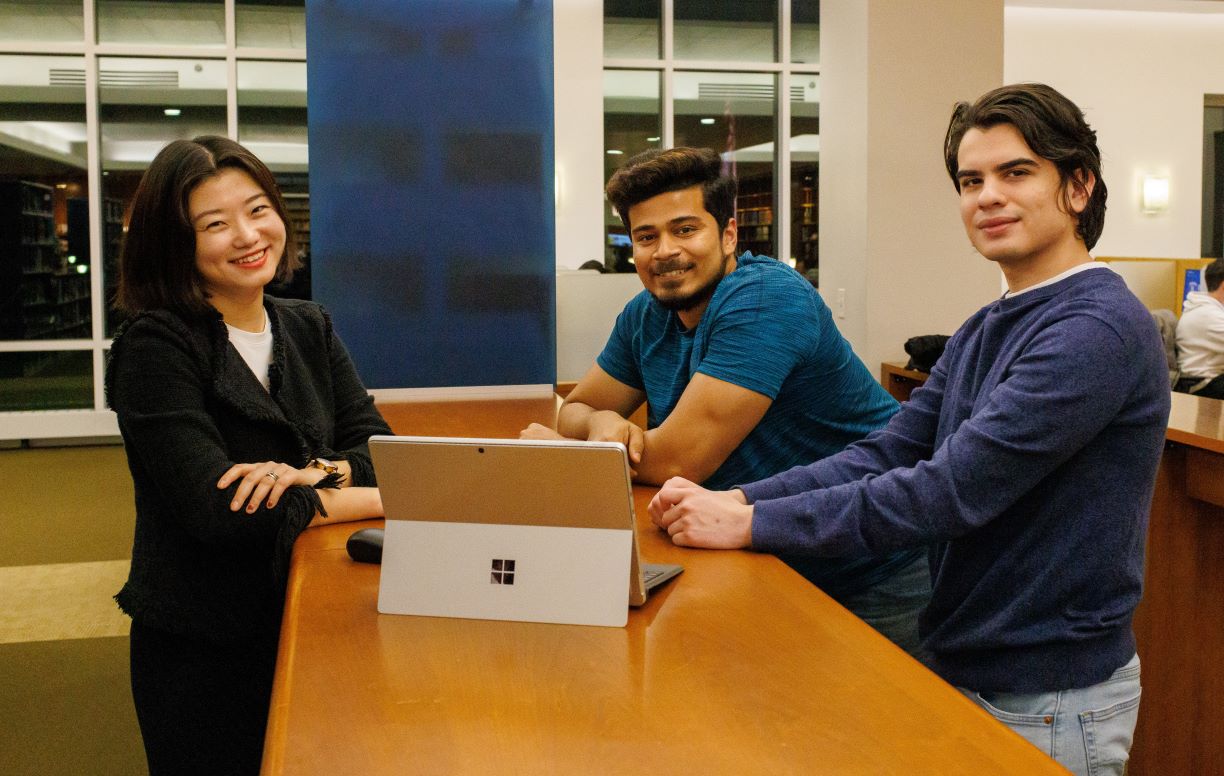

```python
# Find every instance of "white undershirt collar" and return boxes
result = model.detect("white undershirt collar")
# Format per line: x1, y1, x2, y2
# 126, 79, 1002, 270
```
1003, 261, 1114, 299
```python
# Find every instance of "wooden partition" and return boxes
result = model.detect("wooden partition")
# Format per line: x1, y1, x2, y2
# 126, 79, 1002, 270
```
1095, 256, 1216, 315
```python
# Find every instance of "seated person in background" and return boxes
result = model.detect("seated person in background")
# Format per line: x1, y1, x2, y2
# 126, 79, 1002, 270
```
523, 147, 931, 656
577, 258, 609, 272
1175, 257, 1224, 399
108, 136, 391, 775
648, 84, 1169, 776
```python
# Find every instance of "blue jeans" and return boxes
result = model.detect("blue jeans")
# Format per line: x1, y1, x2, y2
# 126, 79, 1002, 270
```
958, 654, 1141, 776
837, 552, 931, 659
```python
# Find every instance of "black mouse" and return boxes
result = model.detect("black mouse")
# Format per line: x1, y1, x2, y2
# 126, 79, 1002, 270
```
346, 527, 384, 564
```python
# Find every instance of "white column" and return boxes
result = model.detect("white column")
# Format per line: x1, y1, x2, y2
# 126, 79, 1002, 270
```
820, 0, 1005, 370
553, 0, 606, 270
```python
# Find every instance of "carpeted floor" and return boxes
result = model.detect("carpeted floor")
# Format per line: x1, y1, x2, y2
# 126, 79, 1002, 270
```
0, 442, 147, 776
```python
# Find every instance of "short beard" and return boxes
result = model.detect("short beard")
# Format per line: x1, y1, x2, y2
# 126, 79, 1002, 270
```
651, 252, 732, 312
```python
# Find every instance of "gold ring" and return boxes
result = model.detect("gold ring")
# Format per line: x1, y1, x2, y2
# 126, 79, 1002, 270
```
265, 472, 279, 482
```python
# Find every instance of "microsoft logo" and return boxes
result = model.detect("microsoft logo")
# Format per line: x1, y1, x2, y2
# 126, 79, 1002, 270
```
490, 558, 516, 585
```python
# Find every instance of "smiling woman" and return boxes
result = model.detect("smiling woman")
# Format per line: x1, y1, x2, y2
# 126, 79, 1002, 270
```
188, 167, 288, 330
107, 136, 391, 775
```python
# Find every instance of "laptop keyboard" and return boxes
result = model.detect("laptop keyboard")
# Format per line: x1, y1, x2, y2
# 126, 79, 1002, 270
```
643, 566, 668, 585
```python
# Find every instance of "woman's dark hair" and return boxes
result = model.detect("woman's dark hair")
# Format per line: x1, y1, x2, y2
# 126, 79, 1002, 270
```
944, 83, 1107, 250
605, 147, 737, 233
114, 135, 300, 315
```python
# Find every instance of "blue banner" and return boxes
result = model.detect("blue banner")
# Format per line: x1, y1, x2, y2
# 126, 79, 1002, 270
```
306, 0, 556, 389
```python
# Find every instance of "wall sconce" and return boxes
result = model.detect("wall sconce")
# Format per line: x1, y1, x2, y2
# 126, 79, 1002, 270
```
1142, 176, 1169, 214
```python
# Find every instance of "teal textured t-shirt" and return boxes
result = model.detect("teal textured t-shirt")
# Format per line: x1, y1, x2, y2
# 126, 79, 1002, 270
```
597, 252, 917, 597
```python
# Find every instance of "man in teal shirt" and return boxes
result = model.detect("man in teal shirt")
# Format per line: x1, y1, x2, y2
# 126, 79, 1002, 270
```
524, 147, 929, 654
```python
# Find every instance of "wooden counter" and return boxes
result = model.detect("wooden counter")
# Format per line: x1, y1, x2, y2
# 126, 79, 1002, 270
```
1129, 391, 1224, 775
262, 397, 1065, 775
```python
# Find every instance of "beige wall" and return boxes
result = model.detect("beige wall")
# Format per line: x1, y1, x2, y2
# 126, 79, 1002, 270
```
821, 0, 1006, 370
1006, 6, 1224, 260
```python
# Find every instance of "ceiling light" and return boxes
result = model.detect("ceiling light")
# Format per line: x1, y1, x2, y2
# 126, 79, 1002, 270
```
607, 149, 623, 155
700, 118, 716, 125
164, 108, 182, 117
646, 136, 660, 142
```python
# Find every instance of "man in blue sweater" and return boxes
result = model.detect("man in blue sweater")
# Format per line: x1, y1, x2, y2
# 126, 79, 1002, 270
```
648, 85, 1170, 776
524, 147, 931, 655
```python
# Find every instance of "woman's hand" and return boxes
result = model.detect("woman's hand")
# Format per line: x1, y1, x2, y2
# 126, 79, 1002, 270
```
217, 461, 326, 513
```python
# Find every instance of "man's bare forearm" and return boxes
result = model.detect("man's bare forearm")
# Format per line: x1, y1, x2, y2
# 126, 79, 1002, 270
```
559, 401, 722, 485
556, 400, 601, 439
632, 428, 713, 486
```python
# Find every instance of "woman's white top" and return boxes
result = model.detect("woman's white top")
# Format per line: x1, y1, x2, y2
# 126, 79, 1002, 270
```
226, 310, 273, 391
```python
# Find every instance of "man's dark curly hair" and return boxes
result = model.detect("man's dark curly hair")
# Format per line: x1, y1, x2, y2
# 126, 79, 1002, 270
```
605, 147, 737, 233
944, 83, 1107, 250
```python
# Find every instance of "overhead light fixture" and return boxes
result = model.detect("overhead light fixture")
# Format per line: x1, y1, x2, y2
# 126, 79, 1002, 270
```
164, 108, 182, 117
607, 149, 623, 155
646, 136, 660, 142
700, 118, 716, 125
1142, 176, 1169, 214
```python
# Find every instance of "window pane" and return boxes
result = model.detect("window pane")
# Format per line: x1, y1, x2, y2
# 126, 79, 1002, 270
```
0, 0, 83, 44
675, 0, 776, 63
604, 0, 659, 59
792, 0, 820, 65
238, 60, 310, 298
97, 0, 224, 47
0, 350, 92, 411
791, 75, 819, 285
675, 71, 777, 259
237, 0, 306, 50
0, 55, 91, 342
603, 69, 660, 272
100, 56, 227, 334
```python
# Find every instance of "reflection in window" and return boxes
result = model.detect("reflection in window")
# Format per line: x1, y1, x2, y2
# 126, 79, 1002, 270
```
0, 0, 83, 45
237, 0, 306, 49
238, 60, 310, 298
603, 70, 661, 272
604, 0, 659, 59
791, 76, 820, 286
674, 71, 777, 259
0, 54, 91, 341
100, 56, 227, 334
0, 350, 92, 411
792, 0, 820, 65
675, 0, 776, 63
97, 0, 225, 47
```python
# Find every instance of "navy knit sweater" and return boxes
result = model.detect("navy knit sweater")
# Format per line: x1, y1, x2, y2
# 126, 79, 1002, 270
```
742, 268, 1170, 692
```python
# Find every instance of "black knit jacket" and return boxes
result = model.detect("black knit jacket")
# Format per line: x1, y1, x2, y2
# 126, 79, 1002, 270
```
107, 296, 392, 643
